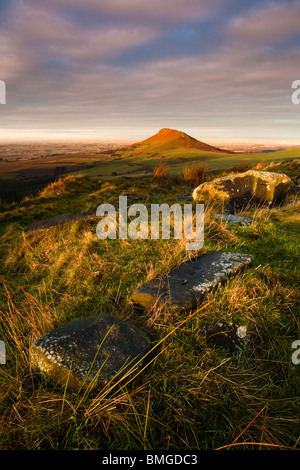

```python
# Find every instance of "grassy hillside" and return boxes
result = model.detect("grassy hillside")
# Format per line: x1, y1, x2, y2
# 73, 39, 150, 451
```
70, 148, 300, 180
0, 152, 110, 203
0, 162, 299, 450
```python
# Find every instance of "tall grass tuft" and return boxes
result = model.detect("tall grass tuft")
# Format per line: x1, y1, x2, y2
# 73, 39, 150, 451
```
39, 174, 89, 198
153, 163, 168, 180
231, 160, 252, 173
182, 162, 207, 186
0, 277, 60, 364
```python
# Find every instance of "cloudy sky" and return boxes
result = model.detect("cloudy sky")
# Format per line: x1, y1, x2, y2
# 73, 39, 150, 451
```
0, 0, 300, 143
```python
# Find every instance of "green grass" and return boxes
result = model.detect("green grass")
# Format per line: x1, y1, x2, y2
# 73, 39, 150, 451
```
0, 167, 299, 450
69, 148, 300, 180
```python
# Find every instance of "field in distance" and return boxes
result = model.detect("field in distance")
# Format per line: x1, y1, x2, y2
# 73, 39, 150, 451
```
0, 128, 299, 202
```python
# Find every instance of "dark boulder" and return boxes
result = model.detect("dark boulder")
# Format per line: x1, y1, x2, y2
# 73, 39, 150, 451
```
30, 315, 157, 390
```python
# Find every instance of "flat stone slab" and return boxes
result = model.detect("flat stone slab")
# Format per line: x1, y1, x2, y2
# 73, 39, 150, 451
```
30, 315, 156, 390
214, 214, 254, 226
24, 211, 96, 233
132, 252, 253, 312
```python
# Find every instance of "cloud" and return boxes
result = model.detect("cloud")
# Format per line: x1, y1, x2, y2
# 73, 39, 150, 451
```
29, 0, 222, 22
93, 0, 222, 21
3, 2, 162, 64
229, 1, 300, 44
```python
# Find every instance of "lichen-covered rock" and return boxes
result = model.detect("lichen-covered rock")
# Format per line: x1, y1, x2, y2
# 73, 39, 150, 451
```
132, 252, 253, 312
30, 315, 156, 390
214, 214, 254, 226
193, 170, 291, 207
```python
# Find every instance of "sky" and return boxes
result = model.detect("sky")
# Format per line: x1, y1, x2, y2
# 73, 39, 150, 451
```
0, 0, 300, 144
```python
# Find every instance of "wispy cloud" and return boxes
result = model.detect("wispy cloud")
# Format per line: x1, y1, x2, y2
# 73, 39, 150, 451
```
229, 1, 300, 44
36, 0, 222, 22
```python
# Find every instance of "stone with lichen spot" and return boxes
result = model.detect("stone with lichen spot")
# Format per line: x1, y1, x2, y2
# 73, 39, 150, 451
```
193, 170, 291, 208
29, 315, 156, 390
132, 252, 253, 313
202, 323, 248, 355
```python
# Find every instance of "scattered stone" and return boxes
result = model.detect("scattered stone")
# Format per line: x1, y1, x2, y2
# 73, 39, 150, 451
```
193, 170, 291, 208
30, 315, 157, 390
214, 214, 254, 226
178, 188, 193, 201
178, 194, 193, 202
122, 193, 139, 201
24, 211, 97, 233
202, 322, 248, 355
132, 251, 253, 312
291, 173, 300, 192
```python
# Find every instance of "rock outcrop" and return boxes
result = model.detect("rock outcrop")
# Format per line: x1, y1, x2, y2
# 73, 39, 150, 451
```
193, 170, 291, 207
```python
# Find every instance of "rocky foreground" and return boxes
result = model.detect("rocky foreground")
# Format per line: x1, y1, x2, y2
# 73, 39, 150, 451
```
28, 170, 292, 390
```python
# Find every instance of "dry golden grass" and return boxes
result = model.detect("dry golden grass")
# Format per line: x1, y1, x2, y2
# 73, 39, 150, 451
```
39, 174, 87, 198
153, 163, 168, 179
0, 277, 60, 365
182, 162, 207, 186
231, 160, 252, 173
252, 160, 268, 171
